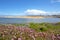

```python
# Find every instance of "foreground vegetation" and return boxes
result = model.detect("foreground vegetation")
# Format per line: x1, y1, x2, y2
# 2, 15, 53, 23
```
0, 22, 60, 40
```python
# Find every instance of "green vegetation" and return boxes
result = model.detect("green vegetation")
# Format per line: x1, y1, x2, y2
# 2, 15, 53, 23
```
13, 23, 26, 26
0, 22, 60, 40
29, 22, 60, 33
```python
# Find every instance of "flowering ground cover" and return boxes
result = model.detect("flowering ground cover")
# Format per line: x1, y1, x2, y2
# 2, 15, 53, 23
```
0, 23, 60, 40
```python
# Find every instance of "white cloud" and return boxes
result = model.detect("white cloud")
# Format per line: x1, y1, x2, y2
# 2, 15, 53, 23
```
25, 9, 47, 15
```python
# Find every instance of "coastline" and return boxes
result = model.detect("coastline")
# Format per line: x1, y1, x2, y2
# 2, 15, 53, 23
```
0, 16, 44, 18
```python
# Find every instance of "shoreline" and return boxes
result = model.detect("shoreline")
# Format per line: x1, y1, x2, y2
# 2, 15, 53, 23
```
0, 16, 44, 18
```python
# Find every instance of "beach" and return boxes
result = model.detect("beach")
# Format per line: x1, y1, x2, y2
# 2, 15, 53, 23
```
1, 16, 44, 18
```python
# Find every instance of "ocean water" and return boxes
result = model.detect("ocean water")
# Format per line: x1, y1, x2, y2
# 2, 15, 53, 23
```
0, 18, 60, 24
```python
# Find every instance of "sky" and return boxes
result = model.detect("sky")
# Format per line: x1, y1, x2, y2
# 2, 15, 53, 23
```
0, 0, 60, 16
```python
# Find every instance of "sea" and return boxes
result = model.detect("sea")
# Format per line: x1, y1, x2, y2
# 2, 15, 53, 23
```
0, 18, 60, 24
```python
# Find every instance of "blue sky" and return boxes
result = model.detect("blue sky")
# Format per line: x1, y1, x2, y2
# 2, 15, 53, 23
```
0, 0, 60, 15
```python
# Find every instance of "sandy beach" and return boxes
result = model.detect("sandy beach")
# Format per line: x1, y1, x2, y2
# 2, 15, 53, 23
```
2, 16, 44, 18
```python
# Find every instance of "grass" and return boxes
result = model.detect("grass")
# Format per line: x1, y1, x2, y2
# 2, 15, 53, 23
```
29, 22, 60, 33
0, 22, 60, 40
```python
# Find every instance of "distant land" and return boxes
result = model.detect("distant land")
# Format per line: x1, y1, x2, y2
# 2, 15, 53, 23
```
0, 15, 60, 18
0, 16, 44, 18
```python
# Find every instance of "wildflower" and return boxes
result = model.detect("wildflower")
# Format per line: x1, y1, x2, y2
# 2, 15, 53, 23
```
57, 34, 60, 39
13, 35, 17, 39
18, 38, 22, 40
51, 33, 56, 40
31, 36, 35, 40
11, 38, 14, 40
29, 34, 35, 40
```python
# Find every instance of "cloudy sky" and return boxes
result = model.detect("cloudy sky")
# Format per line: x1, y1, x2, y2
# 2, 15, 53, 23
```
0, 0, 60, 15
